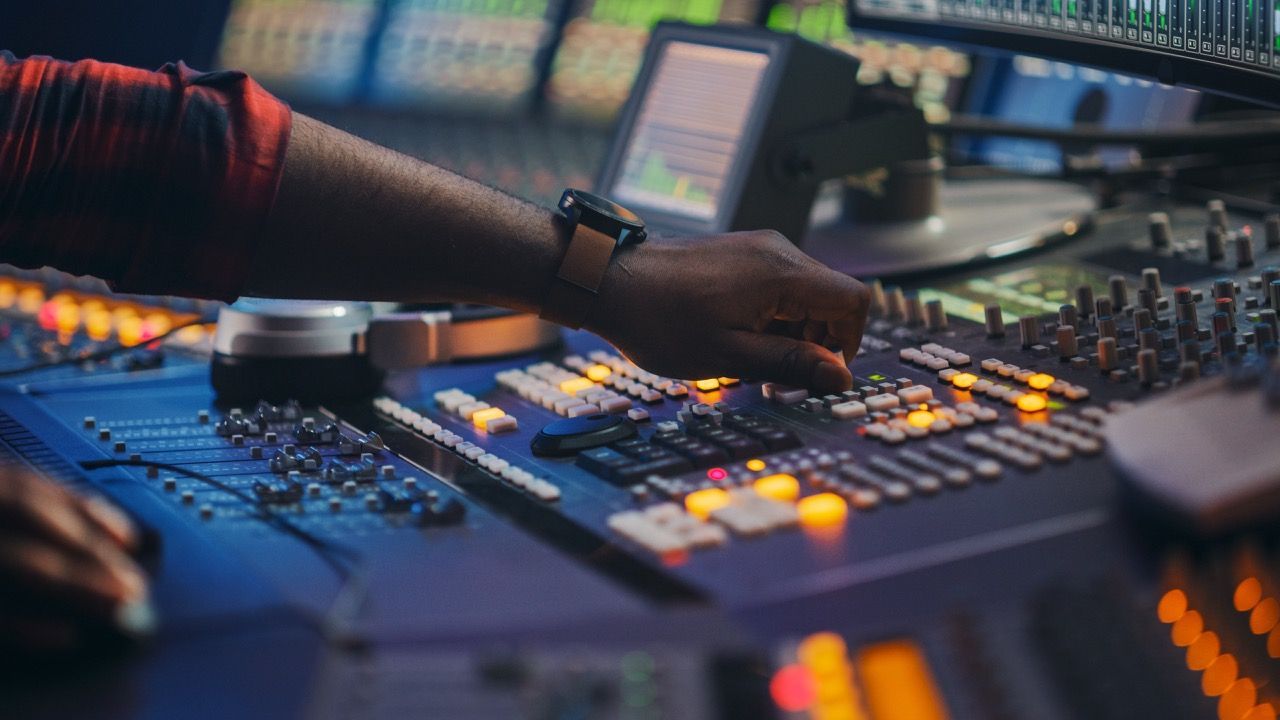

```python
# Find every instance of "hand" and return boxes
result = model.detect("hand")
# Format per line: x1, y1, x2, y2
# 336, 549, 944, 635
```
0, 469, 151, 655
588, 230, 869, 394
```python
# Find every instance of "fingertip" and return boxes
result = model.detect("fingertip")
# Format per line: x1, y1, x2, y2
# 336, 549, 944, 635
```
813, 362, 853, 394
82, 497, 138, 550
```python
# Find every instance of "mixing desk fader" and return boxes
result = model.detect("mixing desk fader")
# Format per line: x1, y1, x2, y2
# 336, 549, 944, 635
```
3, 197, 1280, 719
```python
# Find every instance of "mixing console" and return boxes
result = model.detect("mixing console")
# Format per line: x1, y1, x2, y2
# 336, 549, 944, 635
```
3, 189, 1280, 717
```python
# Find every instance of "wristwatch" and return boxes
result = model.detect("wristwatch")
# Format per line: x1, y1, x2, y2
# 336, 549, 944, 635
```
540, 189, 647, 329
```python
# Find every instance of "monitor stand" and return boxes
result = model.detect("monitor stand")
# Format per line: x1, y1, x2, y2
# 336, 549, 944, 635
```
802, 175, 1096, 280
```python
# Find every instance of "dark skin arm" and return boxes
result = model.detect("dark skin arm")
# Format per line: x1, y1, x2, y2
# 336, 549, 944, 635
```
248, 113, 870, 393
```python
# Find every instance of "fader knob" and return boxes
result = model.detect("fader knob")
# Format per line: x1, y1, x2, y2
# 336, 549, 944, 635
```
1094, 297, 1113, 321
1271, 280, 1280, 311
1236, 235, 1255, 268
1108, 275, 1128, 310
1133, 307, 1154, 331
1141, 268, 1163, 298
1057, 325, 1078, 359
1097, 315, 1117, 340
1266, 214, 1280, 249
1097, 337, 1118, 372
1206, 226, 1227, 262
905, 294, 924, 326
1207, 199, 1228, 231
886, 286, 907, 321
924, 299, 948, 332
1148, 212, 1173, 250
1018, 316, 1039, 348
1137, 348, 1159, 386
1075, 285, 1095, 320
869, 280, 886, 317
1059, 304, 1078, 329
984, 304, 1005, 338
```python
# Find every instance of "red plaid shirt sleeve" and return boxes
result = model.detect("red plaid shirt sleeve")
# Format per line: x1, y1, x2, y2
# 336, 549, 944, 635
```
0, 51, 291, 301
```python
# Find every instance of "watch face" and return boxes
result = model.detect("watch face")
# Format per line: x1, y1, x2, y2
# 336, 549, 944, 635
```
562, 189, 645, 227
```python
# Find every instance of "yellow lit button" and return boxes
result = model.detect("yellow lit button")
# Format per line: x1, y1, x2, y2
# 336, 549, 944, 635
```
1158, 589, 1188, 623
695, 378, 720, 392
1249, 597, 1279, 634
1027, 373, 1055, 390
754, 473, 800, 503
559, 377, 595, 395
1219, 679, 1257, 720
0, 281, 14, 308
17, 286, 44, 314
685, 487, 731, 520
856, 639, 949, 720
717, 377, 740, 386
1172, 609, 1204, 646
1235, 578, 1263, 612
951, 372, 978, 389
1202, 653, 1238, 696
745, 458, 767, 472
1187, 630, 1220, 670
117, 316, 144, 347
907, 410, 936, 428
85, 309, 113, 341
55, 303, 80, 333
797, 493, 848, 528
797, 632, 848, 668
471, 407, 506, 429
1016, 394, 1048, 412
584, 364, 612, 382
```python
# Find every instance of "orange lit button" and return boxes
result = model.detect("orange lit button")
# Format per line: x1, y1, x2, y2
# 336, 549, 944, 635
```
797, 493, 848, 527
684, 488, 731, 520
754, 473, 800, 503
951, 372, 978, 389
471, 407, 505, 429
1027, 373, 1055, 390
1016, 394, 1048, 412
584, 364, 612, 382
695, 378, 720, 392
1158, 589, 1188, 623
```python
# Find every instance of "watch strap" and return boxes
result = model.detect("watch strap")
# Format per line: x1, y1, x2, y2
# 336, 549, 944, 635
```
541, 222, 617, 329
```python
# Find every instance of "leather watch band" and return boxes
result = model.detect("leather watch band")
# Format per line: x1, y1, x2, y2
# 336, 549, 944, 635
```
540, 222, 618, 329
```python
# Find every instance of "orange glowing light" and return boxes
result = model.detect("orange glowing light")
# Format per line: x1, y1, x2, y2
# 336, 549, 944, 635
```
1027, 373, 1055, 390
1016, 394, 1048, 413
745, 458, 767, 472
797, 493, 848, 528
116, 316, 144, 347
1235, 578, 1263, 612
584, 364, 612, 382
1249, 598, 1279, 635
1244, 704, 1277, 720
1219, 679, 1257, 720
1173, 610, 1204, 646
1187, 631, 1220, 671
754, 473, 800, 503
85, 309, 112, 341
55, 303, 80, 333
1202, 654, 1239, 696
797, 632, 848, 667
1159, 589, 1189, 623
695, 378, 720, 392
17, 287, 44, 314
856, 640, 950, 720
0, 281, 15, 309
1269, 625, 1280, 659
769, 664, 817, 712
951, 372, 978, 389
907, 410, 936, 428
684, 488, 731, 520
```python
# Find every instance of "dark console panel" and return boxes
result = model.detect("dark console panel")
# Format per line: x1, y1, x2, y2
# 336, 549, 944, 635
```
5, 196, 1280, 719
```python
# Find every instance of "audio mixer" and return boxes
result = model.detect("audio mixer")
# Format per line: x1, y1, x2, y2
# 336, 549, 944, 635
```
2, 192, 1279, 719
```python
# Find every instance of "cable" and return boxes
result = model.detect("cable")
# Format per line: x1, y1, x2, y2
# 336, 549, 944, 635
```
937, 114, 1280, 148
0, 316, 215, 379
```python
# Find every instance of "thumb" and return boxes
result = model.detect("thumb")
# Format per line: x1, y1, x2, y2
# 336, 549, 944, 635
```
722, 330, 852, 394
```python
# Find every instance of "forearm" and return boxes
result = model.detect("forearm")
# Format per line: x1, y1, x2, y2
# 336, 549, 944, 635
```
246, 113, 564, 313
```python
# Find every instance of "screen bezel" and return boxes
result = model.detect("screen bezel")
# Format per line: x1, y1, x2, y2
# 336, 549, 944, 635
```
848, 2, 1280, 106
596, 26, 788, 236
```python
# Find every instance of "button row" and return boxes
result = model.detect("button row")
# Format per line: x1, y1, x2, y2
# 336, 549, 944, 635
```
433, 387, 519, 433
608, 502, 728, 555
900, 343, 972, 370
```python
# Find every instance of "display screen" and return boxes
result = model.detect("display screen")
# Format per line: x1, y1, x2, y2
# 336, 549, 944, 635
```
610, 41, 770, 220
959, 54, 1200, 172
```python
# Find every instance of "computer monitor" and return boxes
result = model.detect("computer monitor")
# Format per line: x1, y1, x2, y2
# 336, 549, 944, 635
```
848, 0, 1280, 103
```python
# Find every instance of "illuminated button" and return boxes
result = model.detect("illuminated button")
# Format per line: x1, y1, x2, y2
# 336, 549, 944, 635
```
1027, 373, 1055, 390
1202, 653, 1238, 696
745, 458, 767, 472
1249, 597, 1280, 634
797, 631, 848, 667
695, 378, 720, 392
584, 364, 612, 382
1235, 578, 1263, 611
1016, 394, 1048, 413
559, 377, 595, 396
1218, 678, 1256, 720
471, 407, 506, 429
907, 410, 936, 428
754, 473, 800, 503
769, 664, 816, 713
717, 377, 740, 386
1243, 704, 1277, 720
456, 401, 491, 420
797, 493, 848, 527
1187, 630, 1220, 670
117, 316, 144, 347
856, 640, 949, 720
951, 372, 979, 389
685, 488, 731, 520
1172, 609, 1203, 646
17, 286, 44, 314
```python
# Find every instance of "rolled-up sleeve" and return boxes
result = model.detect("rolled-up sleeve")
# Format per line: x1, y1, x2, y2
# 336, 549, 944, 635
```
0, 51, 291, 301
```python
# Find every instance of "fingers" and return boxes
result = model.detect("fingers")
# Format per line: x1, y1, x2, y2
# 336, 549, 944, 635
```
0, 535, 146, 611
77, 495, 139, 551
775, 265, 870, 360
722, 330, 852, 393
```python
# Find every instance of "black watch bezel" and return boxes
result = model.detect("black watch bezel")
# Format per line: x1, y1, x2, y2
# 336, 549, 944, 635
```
559, 189, 647, 244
